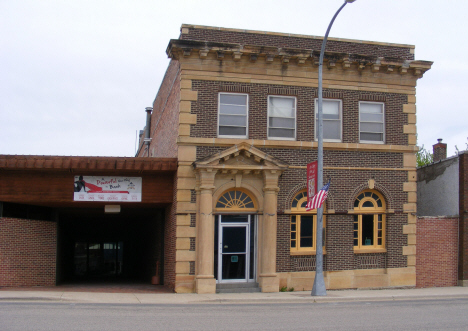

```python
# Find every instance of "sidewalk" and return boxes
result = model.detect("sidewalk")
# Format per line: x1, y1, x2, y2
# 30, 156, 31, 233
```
1, 286, 468, 304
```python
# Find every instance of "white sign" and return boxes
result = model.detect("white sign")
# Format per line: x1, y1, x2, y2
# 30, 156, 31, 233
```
73, 176, 142, 202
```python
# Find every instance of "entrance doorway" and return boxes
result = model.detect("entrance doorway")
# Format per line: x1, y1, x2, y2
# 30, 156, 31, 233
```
215, 215, 256, 283
74, 241, 123, 278
57, 208, 164, 284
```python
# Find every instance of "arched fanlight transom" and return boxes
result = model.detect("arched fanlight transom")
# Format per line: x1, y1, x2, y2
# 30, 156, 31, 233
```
215, 189, 256, 210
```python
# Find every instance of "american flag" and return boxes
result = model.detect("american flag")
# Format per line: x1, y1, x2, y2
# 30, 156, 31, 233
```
306, 179, 331, 211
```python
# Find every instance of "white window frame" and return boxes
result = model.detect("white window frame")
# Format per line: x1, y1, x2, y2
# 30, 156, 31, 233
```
267, 95, 297, 141
218, 93, 249, 139
359, 101, 385, 144
314, 98, 342, 142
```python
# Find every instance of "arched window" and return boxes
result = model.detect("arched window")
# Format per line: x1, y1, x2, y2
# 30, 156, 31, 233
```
290, 190, 325, 254
353, 190, 386, 252
215, 189, 256, 211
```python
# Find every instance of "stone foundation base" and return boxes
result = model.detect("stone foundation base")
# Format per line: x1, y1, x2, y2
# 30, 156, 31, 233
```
278, 267, 416, 291
259, 274, 279, 292
195, 277, 216, 294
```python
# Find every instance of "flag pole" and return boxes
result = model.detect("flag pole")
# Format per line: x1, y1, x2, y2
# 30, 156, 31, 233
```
312, 0, 356, 296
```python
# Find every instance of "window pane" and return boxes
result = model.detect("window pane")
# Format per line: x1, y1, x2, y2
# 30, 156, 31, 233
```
269, 117, 295, 129
323, 112, 340, 120
219, 104, 247, 115
300, 216, 313, 248
323, 100, 340, 116
219, 115, 246, 126
220, 94, 247, 106
360, 102, 383, 114
360, 132, 383, 142
361, 122, 384, 133
300, 237, 313, 247
270, 97, 295, 117
323, 120, 341, 140
301, 216, 313, 237
363, 201, 374, 207
362, 214, 374, 246
292, 198, 298, 208
219, 126, 246, 136
269, 128, 295, 138
360, 113, 383, 122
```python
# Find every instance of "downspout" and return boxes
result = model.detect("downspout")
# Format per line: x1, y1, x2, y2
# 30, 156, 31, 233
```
144, 107, 153, 157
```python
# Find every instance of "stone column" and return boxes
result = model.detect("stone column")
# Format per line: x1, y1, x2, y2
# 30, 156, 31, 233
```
195, 169, 217, 293
259, 170, 281, 292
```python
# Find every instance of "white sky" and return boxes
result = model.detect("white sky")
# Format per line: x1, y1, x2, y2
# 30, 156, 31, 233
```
1, 0, 467, 157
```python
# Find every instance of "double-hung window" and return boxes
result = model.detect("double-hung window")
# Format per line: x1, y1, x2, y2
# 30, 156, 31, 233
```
218, 93, 248, 138
268, 96, 296, 140
314, 99, 342, 142
359, 102, 385, 143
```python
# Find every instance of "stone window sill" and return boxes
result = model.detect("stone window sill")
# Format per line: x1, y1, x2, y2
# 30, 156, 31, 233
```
353, 248, 387, 254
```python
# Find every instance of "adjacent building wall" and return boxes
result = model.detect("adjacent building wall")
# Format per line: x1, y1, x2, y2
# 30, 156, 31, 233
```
416, 216, 458, 288
417, 157, 459, 216
458, 152, 468, 285
0, 217, 57, 286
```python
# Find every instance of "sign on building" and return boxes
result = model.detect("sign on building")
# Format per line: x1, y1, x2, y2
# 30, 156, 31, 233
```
73, 176, 142, 202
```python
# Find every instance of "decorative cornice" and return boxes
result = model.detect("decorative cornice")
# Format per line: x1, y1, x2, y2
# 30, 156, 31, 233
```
167, 39, 433, 78
192, 142, 289, 172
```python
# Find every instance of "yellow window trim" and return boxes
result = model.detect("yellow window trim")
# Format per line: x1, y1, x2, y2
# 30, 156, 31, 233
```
353, 190, 386, 250
290, 189, 326, 254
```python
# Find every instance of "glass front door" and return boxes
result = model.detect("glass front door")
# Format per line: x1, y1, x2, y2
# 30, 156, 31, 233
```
216, 215, 256, 283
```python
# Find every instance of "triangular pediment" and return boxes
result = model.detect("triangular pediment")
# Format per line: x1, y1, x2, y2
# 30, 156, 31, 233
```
193, 142, 289, 170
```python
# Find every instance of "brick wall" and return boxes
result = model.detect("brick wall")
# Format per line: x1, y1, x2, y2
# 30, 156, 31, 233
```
459, 153, 468, 282
197, 145, 408, 272
181, 27, 414, 60
138, 59, 180, 158
191, 80, 408, 146
417, 217, 458, 288
0, 217, 56, 287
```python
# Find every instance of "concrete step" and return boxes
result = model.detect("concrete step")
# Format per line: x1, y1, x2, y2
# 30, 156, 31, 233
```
216, 282, 261, 293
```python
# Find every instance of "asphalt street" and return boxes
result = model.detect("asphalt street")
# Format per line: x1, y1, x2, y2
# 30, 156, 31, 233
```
1, 298, 468, 331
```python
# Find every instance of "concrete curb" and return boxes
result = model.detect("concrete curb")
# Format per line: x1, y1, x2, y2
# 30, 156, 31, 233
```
2, 287, 468, 305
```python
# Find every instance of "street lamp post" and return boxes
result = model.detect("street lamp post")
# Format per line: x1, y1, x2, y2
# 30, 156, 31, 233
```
312, 0, 356, 297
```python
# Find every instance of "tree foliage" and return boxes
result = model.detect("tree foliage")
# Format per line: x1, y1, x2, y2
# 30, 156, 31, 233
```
417, 145, 433, 167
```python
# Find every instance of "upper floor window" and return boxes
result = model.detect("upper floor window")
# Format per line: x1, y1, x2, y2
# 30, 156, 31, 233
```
218, 93, 248, 138
353, 190, 386, 252
314, 99, 342, 142
290, 190, 325, 255
268, 96, 296, 140
359, 102, 385, 144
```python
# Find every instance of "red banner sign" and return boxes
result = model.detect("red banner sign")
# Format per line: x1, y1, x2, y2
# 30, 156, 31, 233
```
307, 161, 318, 202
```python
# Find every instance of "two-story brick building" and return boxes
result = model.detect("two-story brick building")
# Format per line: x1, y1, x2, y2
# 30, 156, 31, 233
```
137, 24, 433, 293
